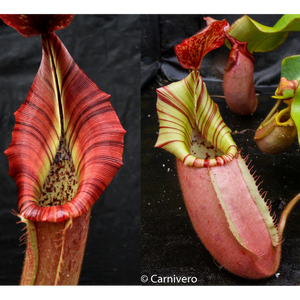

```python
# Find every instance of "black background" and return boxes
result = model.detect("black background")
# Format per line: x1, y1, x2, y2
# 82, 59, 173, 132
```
0, 15, 140, 285
2, 13, 300, 287
141, 14, 300, 88
141, 15, 300, 285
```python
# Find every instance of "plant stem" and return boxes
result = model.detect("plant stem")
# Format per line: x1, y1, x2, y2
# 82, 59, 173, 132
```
278, 192, 300, 238
261, 99, 282, 126
20, 209, 91, 285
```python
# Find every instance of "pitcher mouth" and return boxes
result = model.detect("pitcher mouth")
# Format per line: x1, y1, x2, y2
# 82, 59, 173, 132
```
155, 70, 237, 168
5, 26, 125, 223
184, 126, 237, 167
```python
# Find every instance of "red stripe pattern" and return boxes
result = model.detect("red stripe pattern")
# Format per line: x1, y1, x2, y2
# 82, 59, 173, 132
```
5, 33, 125, 222
155, 71, 237, 168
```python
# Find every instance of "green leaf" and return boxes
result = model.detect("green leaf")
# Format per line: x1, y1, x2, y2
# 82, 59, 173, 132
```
281, 55, 300, 82
291, 87, 300, 142
273, 88, 295, 99
273, 56, 300, 143
227, 14, 300, 53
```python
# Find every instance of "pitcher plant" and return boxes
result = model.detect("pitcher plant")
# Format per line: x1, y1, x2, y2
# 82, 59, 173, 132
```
155, 19, 300, 279
206, 15, 300, 115
0, 14, 125, 285
255, 55, 300, 154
